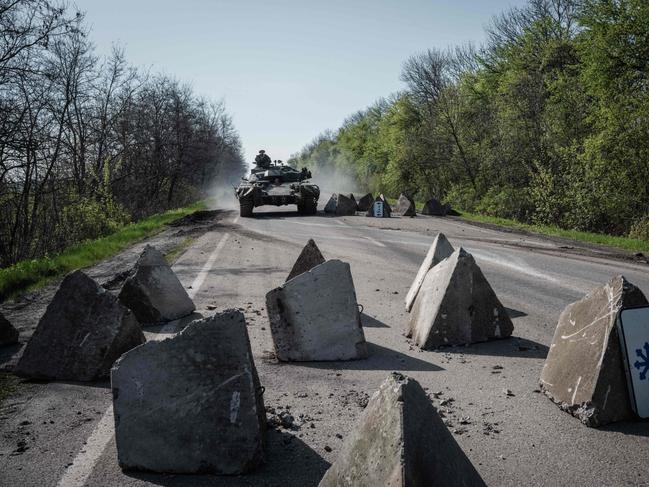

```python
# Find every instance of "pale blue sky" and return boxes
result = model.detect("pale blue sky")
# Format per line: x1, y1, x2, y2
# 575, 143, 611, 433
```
77, 0, 526, 163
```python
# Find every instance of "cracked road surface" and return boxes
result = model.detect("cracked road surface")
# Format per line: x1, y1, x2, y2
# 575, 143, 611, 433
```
1, 200, 649, 486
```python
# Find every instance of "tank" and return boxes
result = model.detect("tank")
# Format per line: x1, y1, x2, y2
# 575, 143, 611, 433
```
235, 162, 320, 217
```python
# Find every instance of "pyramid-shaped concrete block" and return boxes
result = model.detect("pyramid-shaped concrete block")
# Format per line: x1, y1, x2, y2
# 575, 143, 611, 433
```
357, 193, 374, 212
348, 193, 358, 210
405, 233, 454, 312
286, 239, 326, 282
324, 194, 338, 213
112, 310, 266, 474
0, 311, 19, 346
324, 194, 357, 216
540, 276, 647, 427
408, 248, 513, 348
15, 271, 144, 381
267, 259, 367, 361
118, 245, 195, 325
318, 373, 485, 487
365, 194, 391, 218
421, 198, 449, 216
393, 193, 416, 217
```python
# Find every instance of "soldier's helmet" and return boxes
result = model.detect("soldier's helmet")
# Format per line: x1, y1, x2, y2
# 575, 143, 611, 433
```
259, 149, 265, 154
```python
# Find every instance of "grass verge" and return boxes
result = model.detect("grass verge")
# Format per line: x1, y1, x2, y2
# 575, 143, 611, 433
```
0, 201, 206, 301
456, 210, 649, 254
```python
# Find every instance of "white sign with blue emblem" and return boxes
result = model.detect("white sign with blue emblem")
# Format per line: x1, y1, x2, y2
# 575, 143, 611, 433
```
617, 305, 649, 418
373, 201, 384, 218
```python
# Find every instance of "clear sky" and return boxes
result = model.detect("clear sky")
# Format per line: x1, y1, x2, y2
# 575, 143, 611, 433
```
76, 0, 527, 164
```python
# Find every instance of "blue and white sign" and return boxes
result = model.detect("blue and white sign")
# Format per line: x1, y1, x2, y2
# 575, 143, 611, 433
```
373, 201, 384, 218
617, 306, 649, 418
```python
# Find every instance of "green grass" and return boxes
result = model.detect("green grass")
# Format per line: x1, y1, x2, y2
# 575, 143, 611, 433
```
0, 201, 206, 301
456, 210, 649, 254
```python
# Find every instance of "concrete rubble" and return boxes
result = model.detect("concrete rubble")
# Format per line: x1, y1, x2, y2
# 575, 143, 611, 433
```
266, 259, 368, 361
0, 311, 19, 346
365, 194, 391, 218
286, 239, 325, 281
405, 233, 454, 312
118, 244, 195, 325
393, 193, 417, 217
324, 193, 357, 216
112, 310, 266, 474
540, 275, 647, 427
357, 193, 374, 212
408, 248, 513, 348
422, 198, 450, 216
15, 270, 144, 381
318, 372, 485, 487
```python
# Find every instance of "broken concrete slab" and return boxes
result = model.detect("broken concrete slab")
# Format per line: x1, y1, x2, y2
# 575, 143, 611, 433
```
540, 275, 647, 427
393, 193, 416, 217
421, 198, 449, 216
118, 245, 195, 325
0, 311, 19, 346
324, 193, 357, 216
267, 259, 367, 361
405, 233, 454, 312
357, 193, 374, 212
365, 194, 391, 218
112, 310, 266, 474
286, 239, 326, 282
15, 270, 144, 381
408, 248, 513, 348
318, 373, 485, 487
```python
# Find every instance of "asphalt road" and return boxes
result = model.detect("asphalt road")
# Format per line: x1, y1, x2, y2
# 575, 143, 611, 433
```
2, 199, 649, 486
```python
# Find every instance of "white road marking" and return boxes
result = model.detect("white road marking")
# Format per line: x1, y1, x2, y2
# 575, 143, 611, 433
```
362, 235, 386, 248
57, 223, 233, 487
56, 406, 115, 487
188, 232, 231, 300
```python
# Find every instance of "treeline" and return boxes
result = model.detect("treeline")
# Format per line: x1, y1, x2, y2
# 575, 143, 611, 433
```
290, 0, 649, 239
0, 0, 246, 267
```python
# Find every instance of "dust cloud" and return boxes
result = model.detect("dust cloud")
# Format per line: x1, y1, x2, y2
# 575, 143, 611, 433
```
307, 166, 361, 196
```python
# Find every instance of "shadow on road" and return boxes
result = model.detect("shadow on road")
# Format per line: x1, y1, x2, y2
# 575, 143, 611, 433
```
144, 312, 204, 335
443, 336, 549, 359
600, 421, 649, 438
126, 429, 329, 487
298, 341, 444, 372
360, 312, 389, 328
505, 307, 528, 318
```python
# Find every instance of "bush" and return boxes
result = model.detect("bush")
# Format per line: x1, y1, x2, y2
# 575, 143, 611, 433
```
56, 195, 130, 248
475, 186, 533, 221
629, 217, 649, 242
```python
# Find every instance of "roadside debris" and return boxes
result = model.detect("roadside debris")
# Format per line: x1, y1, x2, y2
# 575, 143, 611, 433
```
324, 193, 357, 216
286, 239, 325, 282
0, 311, 19, 346
421, 198, 450, 216
408, 248, 514, 348
365, 194, 391, 218
356, 193, 374, 212
118, 245, 195, 325
318, 373, 485, 487
15, 270, 144, 381
393, 193, 416, 217
540, 275, 647, 427
111, 310, 266, 474
266, 259, 368, 361
405, 232, 454, 312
